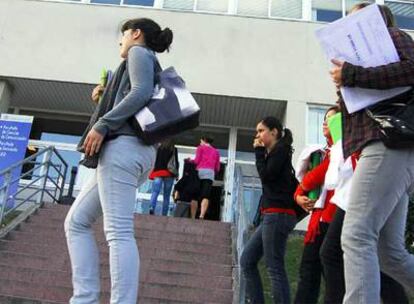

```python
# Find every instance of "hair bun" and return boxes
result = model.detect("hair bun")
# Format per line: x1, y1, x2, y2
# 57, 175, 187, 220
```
153, 27, 173, 53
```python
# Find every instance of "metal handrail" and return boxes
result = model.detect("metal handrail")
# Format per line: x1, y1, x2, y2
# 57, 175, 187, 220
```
0, 146, 68, 227
231, 163, 262, 304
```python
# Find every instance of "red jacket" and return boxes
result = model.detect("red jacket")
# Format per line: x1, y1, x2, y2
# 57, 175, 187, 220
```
294, 149, 336, 244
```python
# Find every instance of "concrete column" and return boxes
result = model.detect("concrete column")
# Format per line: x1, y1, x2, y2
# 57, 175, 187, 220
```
285, 99, 307, 165
153, 0, 164, 8
222, 127, 237, 223
302, 0, 312, 21
228, 0, 238, 14
0, 81, 11, 114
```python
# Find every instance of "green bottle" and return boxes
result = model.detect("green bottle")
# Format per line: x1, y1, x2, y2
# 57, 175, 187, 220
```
308, 151, 322, 200
98, 69, 109, 104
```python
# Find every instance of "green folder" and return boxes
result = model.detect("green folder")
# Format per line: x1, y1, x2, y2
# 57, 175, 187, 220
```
308, 151, 322, 200
327, 112, 342, 144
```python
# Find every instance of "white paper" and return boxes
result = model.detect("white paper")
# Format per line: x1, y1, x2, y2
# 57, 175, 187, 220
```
313, 185, 327, 209
330, 156, 355, 211
295, 144, 325, 182
315, 4, 410, 113
325, 140, 343, 190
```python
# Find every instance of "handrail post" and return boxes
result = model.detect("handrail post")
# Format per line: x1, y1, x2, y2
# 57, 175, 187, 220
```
0, 171, 12, 226
58, 154, 68, 203
36, 148, 52, 205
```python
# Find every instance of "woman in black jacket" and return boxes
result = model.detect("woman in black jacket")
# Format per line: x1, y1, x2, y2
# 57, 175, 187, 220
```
240, 116, 298, 304
148, 140, 179, 216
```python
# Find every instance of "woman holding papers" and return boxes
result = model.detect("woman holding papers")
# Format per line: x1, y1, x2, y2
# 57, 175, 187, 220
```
293, 106, 339, 304
329, 3, 414, 303
64, 18, 173, 303
240, 117, 298, 304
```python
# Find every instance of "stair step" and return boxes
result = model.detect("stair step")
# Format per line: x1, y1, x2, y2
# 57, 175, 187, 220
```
6, 230, 232, 257
34, 204, 231, 230
18, 224, 231, 246
26, 215, 231, 239
0, 277, 232, 303
0, 204, 234, 303
0, 278, 73, 303
0, 240, 233, 266
0, 294, 64, 304
140, 283, 233, 304
0, 251, 233, 277
0, 263, 232, 294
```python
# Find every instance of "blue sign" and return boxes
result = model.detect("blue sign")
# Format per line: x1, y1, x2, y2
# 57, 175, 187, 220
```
0, 114, 33, 209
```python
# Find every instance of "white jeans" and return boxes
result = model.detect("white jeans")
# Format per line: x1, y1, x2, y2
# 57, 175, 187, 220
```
64, 136, 156, 304
342, 141, 414, 304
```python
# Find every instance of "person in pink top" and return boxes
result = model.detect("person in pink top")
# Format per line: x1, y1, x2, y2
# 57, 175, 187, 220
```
192, 136, 221, 219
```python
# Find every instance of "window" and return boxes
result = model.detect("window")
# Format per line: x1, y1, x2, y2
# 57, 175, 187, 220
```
90, 0, 120, 4
271, 0, 302, 19
196, 0, 228, 13
307, 106, 329, 145
124, 0, 154, 5
163, 0, 194, 10
312, 0, 342, 22
237, 0, 269, 17
386, 1, 414, 30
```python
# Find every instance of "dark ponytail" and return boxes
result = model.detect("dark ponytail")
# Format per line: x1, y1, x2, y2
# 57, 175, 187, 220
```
121, 18, 173, 53
260, 116, 294, 155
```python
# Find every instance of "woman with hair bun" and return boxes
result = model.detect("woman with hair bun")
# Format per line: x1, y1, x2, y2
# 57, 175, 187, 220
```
65, 18, 173, 303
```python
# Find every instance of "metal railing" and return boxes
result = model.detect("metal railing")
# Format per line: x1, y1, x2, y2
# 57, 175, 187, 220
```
231, 163, 262, 304
0, 146, 68, 227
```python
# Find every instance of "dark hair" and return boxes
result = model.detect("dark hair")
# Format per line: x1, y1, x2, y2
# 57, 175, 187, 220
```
260, 116, 294, 155
201, 136, 214, 144
160, 139, 174, 150
121, 18, 173, 53
324, 105, 340, 120
351, 3, 396, 28
379, 5, 396, 28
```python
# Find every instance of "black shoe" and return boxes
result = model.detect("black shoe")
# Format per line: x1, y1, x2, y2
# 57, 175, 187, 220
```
149, 209, 154, 215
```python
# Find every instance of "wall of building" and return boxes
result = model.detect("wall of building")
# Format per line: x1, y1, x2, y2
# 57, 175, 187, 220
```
0, 0, 358, 104
1, 0, 413, 159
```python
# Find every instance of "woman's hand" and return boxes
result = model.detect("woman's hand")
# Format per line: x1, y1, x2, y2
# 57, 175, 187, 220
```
91, 85, 105, 104
83, 129, 104, 157
330, 59, 344, 87
296, 195, 316, 212
253, 138, 265, 148
173, 191, 179, 201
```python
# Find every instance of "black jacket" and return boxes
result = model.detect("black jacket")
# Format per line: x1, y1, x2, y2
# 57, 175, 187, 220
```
153, 146, 179, 176
174, 160, 200, 202
255, 143, 297, 210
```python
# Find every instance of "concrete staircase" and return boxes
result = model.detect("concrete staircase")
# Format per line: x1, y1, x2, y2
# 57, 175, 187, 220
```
0, 204, 234, 303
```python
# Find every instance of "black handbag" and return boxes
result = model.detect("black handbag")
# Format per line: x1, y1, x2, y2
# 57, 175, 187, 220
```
130, 62, 200, 145
366, 89, 414, 149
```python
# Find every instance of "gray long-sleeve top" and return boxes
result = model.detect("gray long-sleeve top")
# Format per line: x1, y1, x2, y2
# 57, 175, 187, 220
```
93, 45, 156, 137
